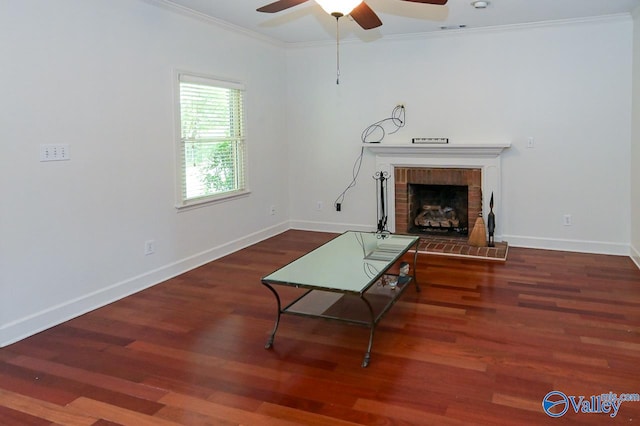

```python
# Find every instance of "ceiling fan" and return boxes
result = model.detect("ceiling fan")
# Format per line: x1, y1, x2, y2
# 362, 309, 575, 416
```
257, 0, 448, 84
256, 0, 448, 30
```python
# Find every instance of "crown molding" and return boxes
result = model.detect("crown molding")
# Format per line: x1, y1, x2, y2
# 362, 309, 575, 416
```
289, 13, 634, 49
140, 0, 285, 48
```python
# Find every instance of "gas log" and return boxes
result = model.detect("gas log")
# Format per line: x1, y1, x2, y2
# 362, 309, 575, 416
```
414, 204, 460, 229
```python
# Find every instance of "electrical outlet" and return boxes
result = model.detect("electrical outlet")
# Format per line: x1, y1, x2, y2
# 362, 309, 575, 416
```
563, 214, 572, 226
269, 205, 276, 216
144, 240, 155, 255
316, 201, 323, 211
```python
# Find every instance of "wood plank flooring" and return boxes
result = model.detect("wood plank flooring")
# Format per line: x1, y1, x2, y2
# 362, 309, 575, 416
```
1, 230, 640, 425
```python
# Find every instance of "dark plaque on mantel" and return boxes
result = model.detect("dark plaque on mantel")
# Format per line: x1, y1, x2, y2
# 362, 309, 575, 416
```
412, 138, 449, 144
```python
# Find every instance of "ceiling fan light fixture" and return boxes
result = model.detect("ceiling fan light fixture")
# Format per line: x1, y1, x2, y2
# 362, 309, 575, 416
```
315, 0, 363, 17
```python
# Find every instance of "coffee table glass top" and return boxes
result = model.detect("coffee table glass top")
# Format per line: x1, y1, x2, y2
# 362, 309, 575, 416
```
263, 231, 419, 294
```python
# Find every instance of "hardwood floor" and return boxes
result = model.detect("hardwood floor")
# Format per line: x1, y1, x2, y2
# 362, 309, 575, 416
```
2, 230, 640, 425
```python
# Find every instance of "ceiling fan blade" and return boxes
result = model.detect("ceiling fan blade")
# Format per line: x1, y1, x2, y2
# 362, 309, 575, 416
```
401, 0, 448, 5
257, 0, 309, 13
350, 2, 382, 30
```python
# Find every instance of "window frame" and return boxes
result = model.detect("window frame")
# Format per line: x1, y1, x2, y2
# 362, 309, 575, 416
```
174, 70, 249, 210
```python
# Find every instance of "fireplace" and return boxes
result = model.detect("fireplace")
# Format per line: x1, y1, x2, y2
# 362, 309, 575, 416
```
395, 167, 482, 237
366, 142, 510, 239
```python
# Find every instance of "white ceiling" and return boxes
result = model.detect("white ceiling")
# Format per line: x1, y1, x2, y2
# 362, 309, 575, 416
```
155, 0, 640, 44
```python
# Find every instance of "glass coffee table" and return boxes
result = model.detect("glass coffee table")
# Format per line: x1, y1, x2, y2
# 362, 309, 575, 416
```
261, 231, 420, 367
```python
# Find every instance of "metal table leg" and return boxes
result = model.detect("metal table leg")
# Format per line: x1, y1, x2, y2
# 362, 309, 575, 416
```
360, 295, 376, 368
262, 281, 281, 349
412, 241, 421, 292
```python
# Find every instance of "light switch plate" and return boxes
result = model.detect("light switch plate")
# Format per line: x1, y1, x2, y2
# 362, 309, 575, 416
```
40, 144, 70, 161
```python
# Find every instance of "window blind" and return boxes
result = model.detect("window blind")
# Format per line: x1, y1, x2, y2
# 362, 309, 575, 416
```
178, 74, 246, 205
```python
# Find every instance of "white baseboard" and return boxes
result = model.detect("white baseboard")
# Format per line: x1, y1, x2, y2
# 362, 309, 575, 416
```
289, 220, 374, 234
631, 243, 640, 270
501, 234, 630, 256
292, 222, 633, 256
0, 222, 289, 348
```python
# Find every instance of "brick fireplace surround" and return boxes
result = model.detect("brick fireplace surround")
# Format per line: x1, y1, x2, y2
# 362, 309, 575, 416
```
395, 167, 482, 235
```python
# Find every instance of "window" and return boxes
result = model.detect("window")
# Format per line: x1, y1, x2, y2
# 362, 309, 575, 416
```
176, 73, 247, 207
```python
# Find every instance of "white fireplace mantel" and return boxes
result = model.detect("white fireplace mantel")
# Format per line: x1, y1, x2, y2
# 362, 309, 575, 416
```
363, 142, 511, 157
367, 142, 511, 239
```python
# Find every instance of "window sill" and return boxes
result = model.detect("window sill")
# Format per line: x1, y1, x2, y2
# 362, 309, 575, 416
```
175, 190, 251, 212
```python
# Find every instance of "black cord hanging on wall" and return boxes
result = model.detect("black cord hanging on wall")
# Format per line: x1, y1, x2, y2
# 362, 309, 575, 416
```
333, 105, 406, 211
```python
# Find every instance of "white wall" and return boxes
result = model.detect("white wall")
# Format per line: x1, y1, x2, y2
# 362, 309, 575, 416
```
632, 7, 640, 268
0, 0, 289, 346
287, 17, 634, 255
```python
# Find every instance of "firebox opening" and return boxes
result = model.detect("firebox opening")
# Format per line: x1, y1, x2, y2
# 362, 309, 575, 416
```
408, 184, 469, 236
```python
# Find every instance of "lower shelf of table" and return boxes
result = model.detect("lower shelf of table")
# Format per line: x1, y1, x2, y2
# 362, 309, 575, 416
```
283, 274, 412, 327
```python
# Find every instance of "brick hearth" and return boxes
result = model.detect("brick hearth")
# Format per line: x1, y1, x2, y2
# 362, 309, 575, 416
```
417, 235, 508, 261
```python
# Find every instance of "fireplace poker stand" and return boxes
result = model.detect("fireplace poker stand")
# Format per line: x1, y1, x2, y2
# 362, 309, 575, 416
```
374, 171, 390, 236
